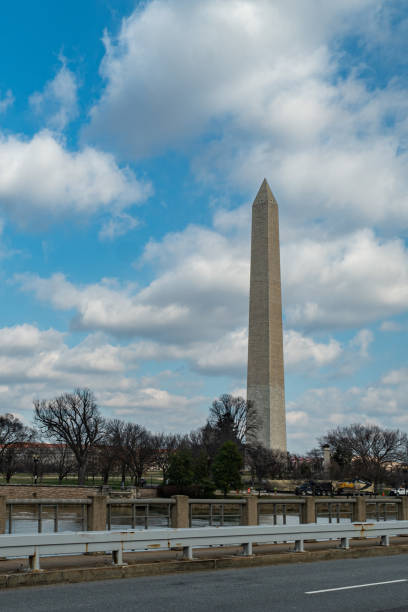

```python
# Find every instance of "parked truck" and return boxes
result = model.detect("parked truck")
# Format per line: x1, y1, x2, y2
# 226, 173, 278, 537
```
295, 480, 334, 496
294, 478, 374, 496
336, 479, 374, 495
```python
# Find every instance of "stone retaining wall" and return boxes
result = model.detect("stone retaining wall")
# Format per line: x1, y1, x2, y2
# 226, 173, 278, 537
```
0, 485, 99, 499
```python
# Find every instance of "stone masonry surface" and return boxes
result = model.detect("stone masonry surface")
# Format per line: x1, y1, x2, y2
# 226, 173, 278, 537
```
247, 179, 286, 450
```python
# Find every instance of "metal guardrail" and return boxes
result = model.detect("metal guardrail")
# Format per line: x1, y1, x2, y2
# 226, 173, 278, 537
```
1, 521, 407, 571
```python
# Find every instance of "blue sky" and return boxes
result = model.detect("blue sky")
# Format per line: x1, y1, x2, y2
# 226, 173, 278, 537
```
0, 0, 407, 451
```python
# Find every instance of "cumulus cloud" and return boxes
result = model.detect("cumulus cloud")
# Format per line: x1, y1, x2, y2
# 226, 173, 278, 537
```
17, 219, 249, 342
380, 320, 405, 332
0, 90, 14, 113
284, 330, 341, 370
350, 329, 374, 358
83, 0, 408, 232
29, 59, 78, 130
283, 230, 408, 330
0, 324, 206, 432
0, 130, 150, 226
0, 324, 63, 356
99, 212, 139, 241
0, 322, 365, 438
20, 222, 408, 337
15, 197, 408, 380
287, 368, 408, 451
15, 263, 348, 380
86, 0, 375, 155
381, 367, 408, 386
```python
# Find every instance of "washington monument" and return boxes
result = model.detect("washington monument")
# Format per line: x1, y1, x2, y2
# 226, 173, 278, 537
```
247, 179, 287, 451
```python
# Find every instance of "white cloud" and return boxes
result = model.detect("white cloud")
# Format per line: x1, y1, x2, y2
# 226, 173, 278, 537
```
0, 90, 14, 113
29, 60, 78, 130
15, 204, 408, 380
1, 322, 385, 441
287, 370, 408, 451
14, 263, 349, 379
82, 0, 408, 233
283, 230, 408, 331
0, 324, 207, 432
381, 367, 408, 386
0, 130, 150, 226
350, 329, 374, 358
23, 222, 407, 341
380, 320, 405, 332
0, 324, 63, 356
286, 411, 308, 426
86, 0, 375, 155
99, 212, 139, 241
284, 330, 341, 369
17, 219, 249, 342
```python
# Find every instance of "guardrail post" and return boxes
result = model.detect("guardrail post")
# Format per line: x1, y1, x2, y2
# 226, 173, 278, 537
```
398, 497, 408, 521
112, 548, 126, 565
340, 537, 350, 549
171, 495, 189, 528
294, 539, 304, 552
301, 497, 316, 523
28, 548, 41, 572
353, 496, 366, 522
183, 545, 193, 560
87, 495, 107, 531
241, 496, 258, 526
0, 497, 6, 534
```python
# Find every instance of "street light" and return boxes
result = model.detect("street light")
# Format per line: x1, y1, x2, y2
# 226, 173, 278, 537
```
32, 454, 40, 485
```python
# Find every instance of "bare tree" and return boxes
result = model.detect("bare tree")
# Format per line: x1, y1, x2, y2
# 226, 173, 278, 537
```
246, 444, 287, 485
320, 424, 407, 486
151, 433, 181, 483
34, 388, 104, 485
96, 419, 129, 485
105, 419, 129, 487
122, 423, 155, 487
208, 395, 257, 447
0, 414, 36, 482
305, 448, 324, 477
51, 445, 76, 483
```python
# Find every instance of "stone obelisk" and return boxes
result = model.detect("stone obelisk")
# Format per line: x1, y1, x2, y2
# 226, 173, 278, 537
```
247, 179, 286, 451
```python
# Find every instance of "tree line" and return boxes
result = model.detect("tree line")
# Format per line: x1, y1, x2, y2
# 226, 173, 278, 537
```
1, 388, 408, 492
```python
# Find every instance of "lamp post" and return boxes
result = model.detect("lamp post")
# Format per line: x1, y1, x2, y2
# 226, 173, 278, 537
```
33, 454, 40, 485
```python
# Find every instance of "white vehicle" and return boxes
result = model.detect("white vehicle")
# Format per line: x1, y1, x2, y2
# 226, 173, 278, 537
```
390, 487, 408, 496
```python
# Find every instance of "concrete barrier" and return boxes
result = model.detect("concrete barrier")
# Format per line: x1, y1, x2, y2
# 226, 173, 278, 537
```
0, 494, 404, 535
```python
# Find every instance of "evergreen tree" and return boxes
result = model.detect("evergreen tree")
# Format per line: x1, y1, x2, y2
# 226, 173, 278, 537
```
168, 449, 194, 489
193, 450, 215, 497
212, 441, 243, 496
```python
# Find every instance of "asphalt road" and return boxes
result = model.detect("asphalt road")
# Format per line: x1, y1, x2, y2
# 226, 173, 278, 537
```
2, 554, 408, 611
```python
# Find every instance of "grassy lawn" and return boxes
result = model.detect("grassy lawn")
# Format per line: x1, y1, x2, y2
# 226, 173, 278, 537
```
0, 471, 164, 488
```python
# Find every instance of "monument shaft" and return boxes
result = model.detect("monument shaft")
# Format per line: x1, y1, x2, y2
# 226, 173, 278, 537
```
247, 180, 286, 450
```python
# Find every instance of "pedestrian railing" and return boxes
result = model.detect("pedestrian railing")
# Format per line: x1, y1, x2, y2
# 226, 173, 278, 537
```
315, 499, 355, 523
1, 520, 408, 571
258, 498, 303, 525
1, 494, 407, 535
189, 499, 245, 527
106, 499, 174, 530
6, 499, 90, 534
366, 500, 399, 521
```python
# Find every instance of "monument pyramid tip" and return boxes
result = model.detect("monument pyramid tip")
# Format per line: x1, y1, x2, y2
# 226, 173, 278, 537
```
253, 178, 278, 206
